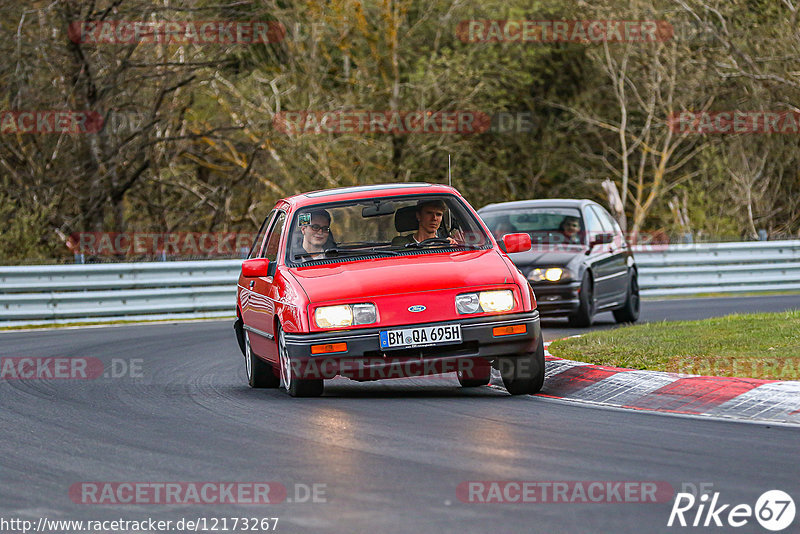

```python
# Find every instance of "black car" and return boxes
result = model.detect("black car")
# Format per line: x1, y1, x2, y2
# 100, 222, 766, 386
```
478, 199, 639, 326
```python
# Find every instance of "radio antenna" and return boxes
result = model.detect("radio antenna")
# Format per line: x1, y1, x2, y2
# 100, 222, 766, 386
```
448, 154, 452, 187
447, 154, 453, 231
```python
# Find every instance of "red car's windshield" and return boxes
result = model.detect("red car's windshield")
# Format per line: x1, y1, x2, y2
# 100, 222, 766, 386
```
286, 194, 491, 264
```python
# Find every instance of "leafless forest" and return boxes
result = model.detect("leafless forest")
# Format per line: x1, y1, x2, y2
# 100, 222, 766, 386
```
1, 0, 799, 262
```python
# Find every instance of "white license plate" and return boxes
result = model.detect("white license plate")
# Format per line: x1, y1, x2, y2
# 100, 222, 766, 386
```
379, 324, 462, 350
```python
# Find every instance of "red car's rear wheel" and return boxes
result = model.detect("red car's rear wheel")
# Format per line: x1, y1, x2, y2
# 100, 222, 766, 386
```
245, 330, 280, 389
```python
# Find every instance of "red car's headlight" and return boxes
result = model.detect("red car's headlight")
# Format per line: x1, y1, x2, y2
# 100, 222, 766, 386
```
456, 290, 514, 314
315, 303, 377, 328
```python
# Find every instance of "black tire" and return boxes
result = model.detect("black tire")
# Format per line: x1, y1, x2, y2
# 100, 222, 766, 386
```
234, 317, 247, 356
568, 273, 595, 327
245, 330, 280, 388
457, 360, 492, 387
499, 336, 546, 395
613, 272, 640, 323
277, 325, 323, 397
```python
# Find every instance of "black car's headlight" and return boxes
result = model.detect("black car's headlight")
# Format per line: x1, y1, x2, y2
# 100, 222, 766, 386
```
527, 267, 573, 283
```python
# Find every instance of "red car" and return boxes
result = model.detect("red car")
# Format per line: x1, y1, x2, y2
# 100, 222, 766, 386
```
233, 183, 544, 397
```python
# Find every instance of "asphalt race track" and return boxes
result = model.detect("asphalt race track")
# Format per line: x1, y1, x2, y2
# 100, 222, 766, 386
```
1, 295, 799, 534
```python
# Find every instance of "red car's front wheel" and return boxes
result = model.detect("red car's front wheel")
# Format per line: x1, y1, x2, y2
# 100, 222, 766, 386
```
457, 359, 492, 387
278, 325, 323, 397
497, 336, 545, 395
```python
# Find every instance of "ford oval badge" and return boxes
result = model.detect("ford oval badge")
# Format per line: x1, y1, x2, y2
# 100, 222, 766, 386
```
408, 305, 426, 313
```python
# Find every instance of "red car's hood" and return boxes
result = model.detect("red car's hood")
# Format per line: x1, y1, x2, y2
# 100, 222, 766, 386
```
288, 249, 515, 304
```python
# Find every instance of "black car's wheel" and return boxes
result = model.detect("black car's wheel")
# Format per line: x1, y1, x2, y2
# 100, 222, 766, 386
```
245, 330, 280, 388
457, 359, 492, 387
498, 336, 545, 395
613, 271, 640, 323
568, 273, 595, 327
278, 325, 323, 397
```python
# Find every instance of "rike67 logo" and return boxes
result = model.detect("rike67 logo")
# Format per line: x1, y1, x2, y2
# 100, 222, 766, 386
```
668, 489, 795, 531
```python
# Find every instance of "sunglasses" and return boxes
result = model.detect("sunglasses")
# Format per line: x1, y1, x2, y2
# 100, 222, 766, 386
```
306, 224, 330, 233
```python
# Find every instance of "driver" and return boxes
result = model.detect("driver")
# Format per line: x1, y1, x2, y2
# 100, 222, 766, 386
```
558, 215, 582, 244
392, 199, 457, 246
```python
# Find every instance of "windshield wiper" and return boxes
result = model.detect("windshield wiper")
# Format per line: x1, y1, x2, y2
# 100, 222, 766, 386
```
293, 247, 399, 260
403, 238, 453, 248
336, 241, 391, 248
401, 238, 485, 250
363, 249, 400, 256
335, 243, 402, 255
292, 248, 354, 260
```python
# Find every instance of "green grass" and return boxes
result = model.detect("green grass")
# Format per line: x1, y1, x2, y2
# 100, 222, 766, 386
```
549, 310, 800, 380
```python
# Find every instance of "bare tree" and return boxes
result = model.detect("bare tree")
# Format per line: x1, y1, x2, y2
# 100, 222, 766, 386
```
547, 1, 714, 236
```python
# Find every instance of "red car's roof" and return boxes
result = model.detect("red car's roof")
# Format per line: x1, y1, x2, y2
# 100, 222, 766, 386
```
280, 183, 462, 210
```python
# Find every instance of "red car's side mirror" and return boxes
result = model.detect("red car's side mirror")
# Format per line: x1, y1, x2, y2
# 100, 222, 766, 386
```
242, 258, 270, 278
502, 233, 532, 253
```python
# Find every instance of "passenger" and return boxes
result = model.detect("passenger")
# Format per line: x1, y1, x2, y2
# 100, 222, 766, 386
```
298, 209, 332, 260
392, 199, 457, 246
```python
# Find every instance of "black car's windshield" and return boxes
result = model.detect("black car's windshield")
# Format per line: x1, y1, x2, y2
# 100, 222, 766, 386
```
287, 194, 490, 264
481, 207, 585, 249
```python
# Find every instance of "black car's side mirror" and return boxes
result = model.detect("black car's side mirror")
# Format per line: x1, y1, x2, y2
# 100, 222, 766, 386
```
586, 232, 613, 254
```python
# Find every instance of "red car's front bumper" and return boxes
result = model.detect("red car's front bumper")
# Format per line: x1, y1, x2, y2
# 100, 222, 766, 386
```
280, 311, 540, 381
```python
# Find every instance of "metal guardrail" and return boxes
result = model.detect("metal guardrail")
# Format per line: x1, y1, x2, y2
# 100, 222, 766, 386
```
0, 241, 798, 326
634, 240, 800, 296
0, 260, 242, 327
